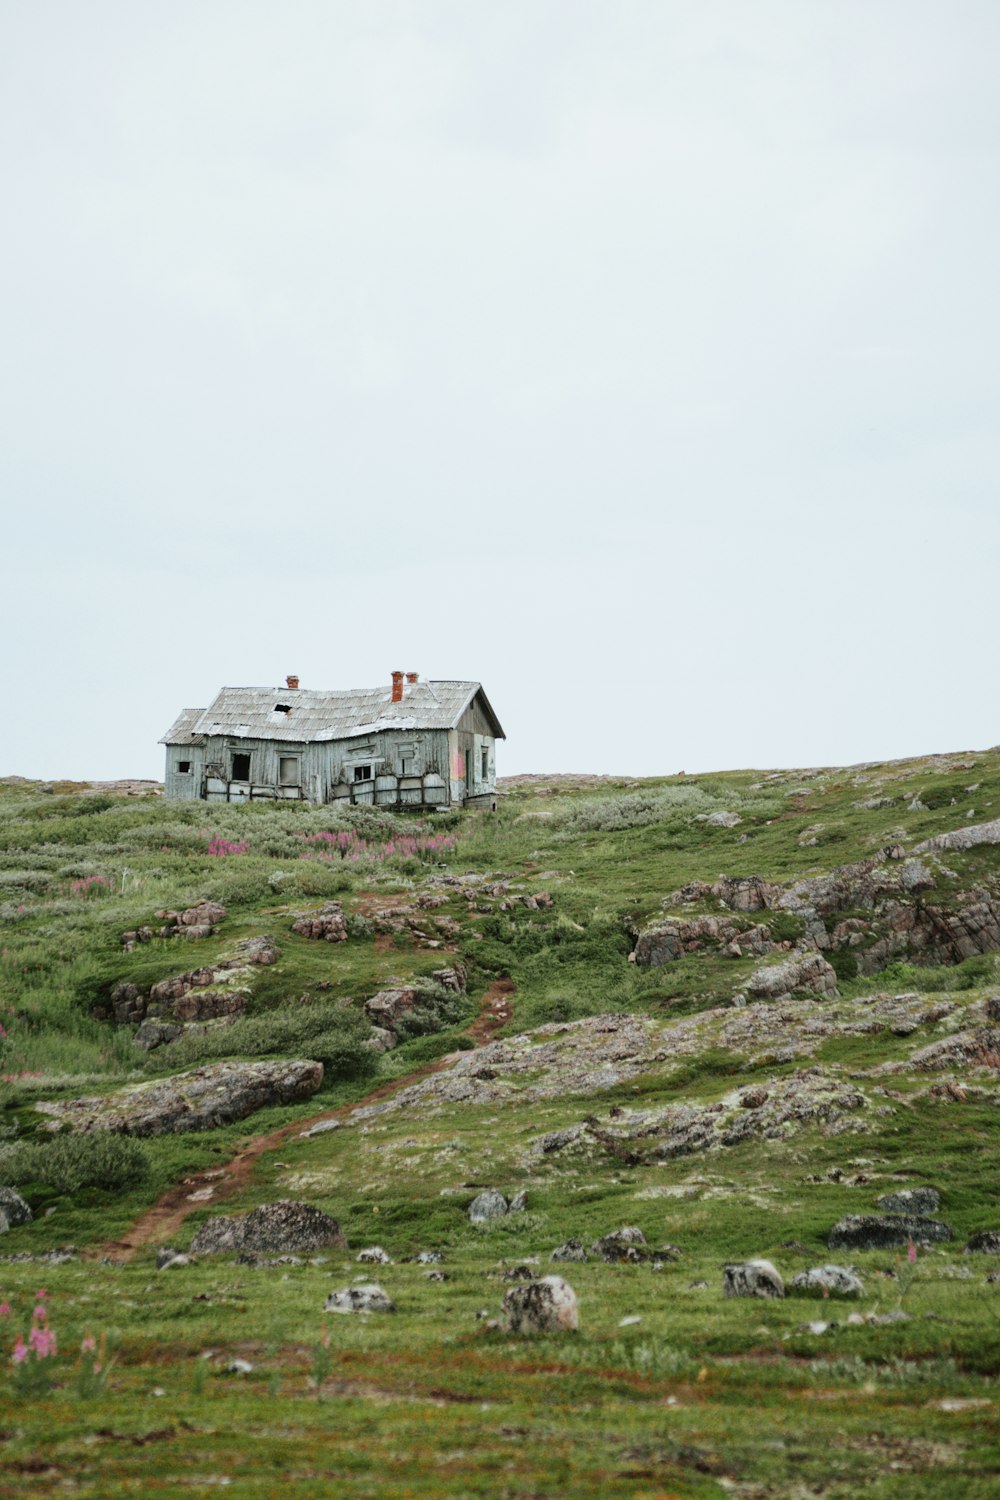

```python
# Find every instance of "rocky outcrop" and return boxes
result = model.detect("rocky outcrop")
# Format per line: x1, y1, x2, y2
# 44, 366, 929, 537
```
191, 1200, 346, 1256
828, 1214, 953, 1251
36, 1059, 323, 1137
744, 953, 839, 1002
965, 1231, 1000, 1255
916, 817, 1000, 854
723, 1260, 784, 1298
291, 903, 348, 942
122, 901, 227, 949
0, 1187, 33, 1233
905, 1027, 1000, 1071
634, 915, 775, 968
364, 989, 418, 1031
469, 1188, 522, 1223
504, 1276, 579, 1333
106, 937, 278, 1031
592, 1227, 648, 1263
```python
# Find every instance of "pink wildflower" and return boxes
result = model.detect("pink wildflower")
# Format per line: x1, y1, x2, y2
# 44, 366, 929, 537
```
0, 1302, 10, 1320
80, 1334, 97, 1354
907, 1239, 917, 1265
29, 1324, 56, 1358
11, 1336, 28, 1365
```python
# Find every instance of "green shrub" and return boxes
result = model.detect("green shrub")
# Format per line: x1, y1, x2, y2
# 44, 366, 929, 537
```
767, 912, 805, 944
155, 1002, 377, 1081
829, 948, 859, 982
0, 1133, 151, 1194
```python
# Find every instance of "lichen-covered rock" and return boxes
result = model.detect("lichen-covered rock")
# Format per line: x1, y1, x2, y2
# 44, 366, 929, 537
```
592, 1227, 648, 1263
364, 989, 418, 1031
634, 914, 774, 968
191, 1200, 346, 1256
723, 1260, 784, 1298
551, 1238, 588, 1262
325, 1283, 395, 1314
357, 1245, 392, 1264
0, 1187, 33, 1233
291, 903, 348, 943
469, 1189, 509, 1223
828, 1214, 953, 1251
965, 1230, 1000, 1255
504, 1275, 579, 1333
36, 1060, 324, 1137
745, 953, 839, 1002
916, 817, 1000, 854
876, 1187, 941, 1216
790, 1264, 864, 1297
906, 1028, 1000, 1071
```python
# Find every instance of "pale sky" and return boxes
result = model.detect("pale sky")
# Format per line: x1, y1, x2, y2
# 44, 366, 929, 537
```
2, 1, 998, 780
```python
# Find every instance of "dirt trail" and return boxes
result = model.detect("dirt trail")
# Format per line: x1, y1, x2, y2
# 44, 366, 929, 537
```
99, 978, 515, 1262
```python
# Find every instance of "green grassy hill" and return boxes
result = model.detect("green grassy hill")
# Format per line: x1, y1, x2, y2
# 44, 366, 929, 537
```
0, 753, 998, 1498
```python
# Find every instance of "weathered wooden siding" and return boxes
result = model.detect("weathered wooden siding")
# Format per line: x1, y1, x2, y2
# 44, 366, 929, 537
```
164, 745, 205, 801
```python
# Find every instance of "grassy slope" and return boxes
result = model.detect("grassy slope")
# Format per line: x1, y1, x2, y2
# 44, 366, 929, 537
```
0, 755, 999, 1497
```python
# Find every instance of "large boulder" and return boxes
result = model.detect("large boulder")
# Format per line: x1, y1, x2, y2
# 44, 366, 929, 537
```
504, 1275, 579, 1333
36, 1059, 323, 1137
965, 1230, 1000, 1255
634, 915, 774, 968
876, 1187, 940, 1216
191, 1200, 347, 1256
364, 989, 418, 1031
745, 953, 839, 1002
0, 1187, 33, 1233
469, 1188, 510, 1223
828, 1214, 953, 1251
723, 1260, 785, 1298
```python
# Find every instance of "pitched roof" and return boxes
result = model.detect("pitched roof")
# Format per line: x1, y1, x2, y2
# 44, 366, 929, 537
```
160, 681, 504, 745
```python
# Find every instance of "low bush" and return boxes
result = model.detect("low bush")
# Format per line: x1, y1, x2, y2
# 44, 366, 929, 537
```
0, 1133, 151, 1194
153, 1002, 377, 1081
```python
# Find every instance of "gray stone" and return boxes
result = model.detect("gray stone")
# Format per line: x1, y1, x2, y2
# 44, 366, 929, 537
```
876, 1187, 941, 1216
468, 1189, 509, 1223
503, 1275, 579, 1333
509, 1190, 528, 1213
828, 1214, 952, 1251
325, 1283, 395, 1314
356, 1245, 392, 1264
790, 1264, 864, 1297
746, 953, 839, 1002
0, 1187, 33, 1233
190, 1200, 346, 1257
551, 1238, 589, 1263
723, 1259, 785, 1298
965, 1230, 1000, 1255
592, 1226, 648, 1263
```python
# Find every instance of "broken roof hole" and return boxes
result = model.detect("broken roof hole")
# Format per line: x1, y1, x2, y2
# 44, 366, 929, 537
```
274, 703, 292, 714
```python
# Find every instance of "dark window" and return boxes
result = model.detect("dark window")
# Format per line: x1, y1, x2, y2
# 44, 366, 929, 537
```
481, 747, 489, 780
353, 764, 373, 783
274, 703, 292, 715
279, 756, 299, 786
178, 760, 191, 774
231, 752, 251, 781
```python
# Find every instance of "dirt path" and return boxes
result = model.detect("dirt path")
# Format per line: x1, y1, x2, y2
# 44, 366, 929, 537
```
99, 978, 516, 1262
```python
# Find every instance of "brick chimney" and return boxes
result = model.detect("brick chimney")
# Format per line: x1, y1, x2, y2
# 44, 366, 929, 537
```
406, 671, 419, 684
391, 671, 404, 703
286, 674, 299, 690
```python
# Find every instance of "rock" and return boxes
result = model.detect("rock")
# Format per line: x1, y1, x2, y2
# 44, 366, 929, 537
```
509, 1190, 528, 1213
232, 935, 279, 965
592, 1227, 648, 1263
876, 1188, 941, 1216
228, 1359, 253, 1375
300, 1118, 341, 1139
133, 1020, 184, 1051
745, 953, 839, 1002
965, 1231, 1000, 1255
916, 817, 1000, 854
36, 1060, 324, 1137
415, 1250, 443, 1264
291, 903, 348, 942
537, 1127, 585, 1154
431, 964, 467, 993
551, 1239, 588, 1262
0, 1187, 33, 1233
828, 1214, 953, 1251
364, 989, 418, 1031
634, 913, 774, 969
790, 1265, 864, 1297
906, 1028, 1000, 1071
503, 1275, 579, 1333
357, 1245, 392, 1264
364, 1027, 397, 1054
501, 1264, 537, 1282
191, 1201, 347, 1257
325, 1283, 395, 1314
469, 1189, 509, 1223
723, 1260, 785, 1298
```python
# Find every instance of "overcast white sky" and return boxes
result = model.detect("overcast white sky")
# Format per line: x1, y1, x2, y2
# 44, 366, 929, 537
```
2, 1, 998, 780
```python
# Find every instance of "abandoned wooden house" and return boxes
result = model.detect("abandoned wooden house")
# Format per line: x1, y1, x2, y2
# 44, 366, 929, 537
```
160, 672, 505, 809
